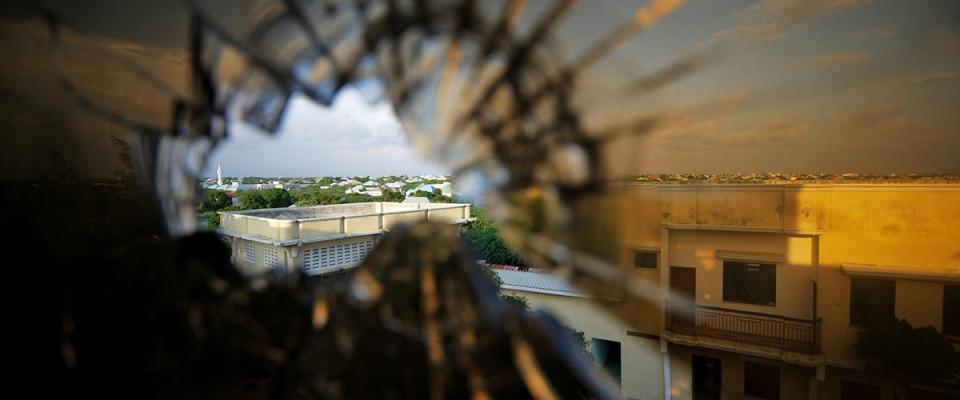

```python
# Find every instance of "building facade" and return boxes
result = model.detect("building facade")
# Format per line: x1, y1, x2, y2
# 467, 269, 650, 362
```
500, 183, 959, 400
218, 202, 471, 277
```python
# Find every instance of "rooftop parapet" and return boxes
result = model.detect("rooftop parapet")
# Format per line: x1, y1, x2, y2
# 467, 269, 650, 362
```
219, 202, 471, 244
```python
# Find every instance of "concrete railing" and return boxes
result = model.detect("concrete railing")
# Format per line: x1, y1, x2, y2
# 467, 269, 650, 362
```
219, 202, 471, 242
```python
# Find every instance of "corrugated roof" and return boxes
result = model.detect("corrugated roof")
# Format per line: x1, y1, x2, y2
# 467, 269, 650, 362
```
491, 267, 582, 297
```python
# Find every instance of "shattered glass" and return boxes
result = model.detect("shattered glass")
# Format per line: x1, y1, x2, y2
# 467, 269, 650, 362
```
44, 0, 701, 398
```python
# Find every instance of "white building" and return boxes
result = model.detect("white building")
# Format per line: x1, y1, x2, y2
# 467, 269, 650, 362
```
218, 202, 472, 276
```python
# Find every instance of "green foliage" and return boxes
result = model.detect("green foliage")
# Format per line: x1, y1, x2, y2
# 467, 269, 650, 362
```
501, 293, 529, 309
855, 317, 960, 387
569, 328, 592, 361
297, 191, 340, 206
199, 189, 231, 212
463, 227, 527, 266
481, 265, 529, 309
483, 267, 504, 287
462, 206, 528, 267
259, 188, 293, 208
238, 191, 267, 209
410, 189, 453, 203
382, 190, 404, 202
202, 211, 220, 228
340, 193, 378, 204
238, 189, 292, 209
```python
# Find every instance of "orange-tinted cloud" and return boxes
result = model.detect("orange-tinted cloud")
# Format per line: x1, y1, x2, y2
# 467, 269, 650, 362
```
800, 51, 872, 68
713, 0, 873, 43
914, 71, 960, 85
856, 27, 897, 40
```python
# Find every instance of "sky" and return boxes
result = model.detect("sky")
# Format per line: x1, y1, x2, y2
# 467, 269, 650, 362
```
205, 89, 446, 178
206, 0, 960, 177
1, 0, 958, 178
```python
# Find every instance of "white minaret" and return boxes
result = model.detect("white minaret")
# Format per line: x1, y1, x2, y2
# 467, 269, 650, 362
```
216, 163, 223, 186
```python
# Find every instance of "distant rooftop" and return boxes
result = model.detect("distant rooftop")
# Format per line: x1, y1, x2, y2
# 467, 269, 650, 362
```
219, 202, 472, 244
488, 265, 581, 297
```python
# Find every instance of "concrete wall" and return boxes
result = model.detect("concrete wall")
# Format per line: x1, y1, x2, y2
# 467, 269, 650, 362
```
813, 187, 960, 365
668, 345, 812, 400
232, 238, 288, 276
291, 234, 381, 272
667, 230, 814, 320
505, 289, 665, 400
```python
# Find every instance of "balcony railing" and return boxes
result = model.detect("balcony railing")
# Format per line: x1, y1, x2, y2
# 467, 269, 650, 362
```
666, 303, 821, 354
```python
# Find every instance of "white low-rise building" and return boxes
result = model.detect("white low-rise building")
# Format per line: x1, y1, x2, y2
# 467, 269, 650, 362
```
218, 202, 472, 276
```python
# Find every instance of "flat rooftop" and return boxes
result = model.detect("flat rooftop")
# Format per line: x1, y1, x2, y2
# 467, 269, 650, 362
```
222, 202, 467, 221
218, 202, 472, 244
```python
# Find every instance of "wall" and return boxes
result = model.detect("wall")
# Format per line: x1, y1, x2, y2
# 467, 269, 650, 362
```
815, 186, 960, 365
505, 289, 665, 400
667, 230, 814, 320
291, 234, 381, 272
668, 345, 812, 400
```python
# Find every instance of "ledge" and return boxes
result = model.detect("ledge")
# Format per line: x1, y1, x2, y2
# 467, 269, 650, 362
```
663, 223, 824, 236
715, 250, 786, 264
661, 330, 826, 367
841, 263, 960, 283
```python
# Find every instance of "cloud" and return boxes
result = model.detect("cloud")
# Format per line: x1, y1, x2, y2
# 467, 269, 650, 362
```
914, 71, 960, 85
206, 87, 446, 177
712, 0, 873, 43
800, 51, 872, 68
856, 27, 897, 40
721, 118, 810, 145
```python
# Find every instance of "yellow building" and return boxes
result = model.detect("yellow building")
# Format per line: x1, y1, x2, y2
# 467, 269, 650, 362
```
218, 202, 471, 276
501, 183, 960, 400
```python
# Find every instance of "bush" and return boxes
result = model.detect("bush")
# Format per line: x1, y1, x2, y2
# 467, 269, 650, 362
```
855, 317, 960, 387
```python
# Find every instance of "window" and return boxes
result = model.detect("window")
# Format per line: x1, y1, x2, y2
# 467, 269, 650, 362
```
590, 339, 621, 384
692, 355, 721, 400
850, 278, 895, 327
907, 387, 957, 400
841, 381, 881, 400
242, 241, 256, 264
744, 362, 779, 400
303, 239, 374, 274
263, 246, 279, 269
943, 284, 960, 337
723, 261, 776, 306
634, 250, 658, 269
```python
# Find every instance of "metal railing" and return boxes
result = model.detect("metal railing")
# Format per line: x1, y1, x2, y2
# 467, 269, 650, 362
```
666, 303, 821, 354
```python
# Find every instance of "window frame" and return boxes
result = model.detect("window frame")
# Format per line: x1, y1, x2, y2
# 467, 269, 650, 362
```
633, 249, 659, 269
849, 277, 895, 328
242, 240, 256, 264
943, 284, 959, 337
743, 361, 780, 400
722, 260, 777, 306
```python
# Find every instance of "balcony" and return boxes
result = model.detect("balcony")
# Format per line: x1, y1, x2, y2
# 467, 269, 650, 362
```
666, 303, 821, 354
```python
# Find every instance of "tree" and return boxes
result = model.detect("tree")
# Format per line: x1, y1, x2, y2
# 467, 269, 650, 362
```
462, 206, 528, 267
297, 192, 339, 206
382, 190, 404, 202
463, 227, 528, 266
482, 266, 529, 309
569, 328, 592, 361
259, 188, 293, 208
238, 191, 268, 209
199, 189, 231, 212
203, 205, 241, 228
856, 318, 960, 395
